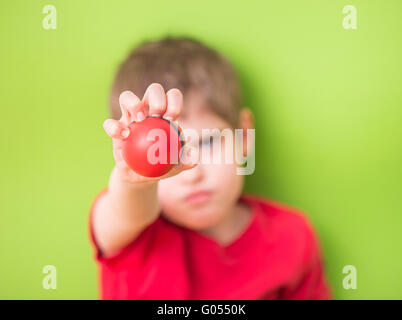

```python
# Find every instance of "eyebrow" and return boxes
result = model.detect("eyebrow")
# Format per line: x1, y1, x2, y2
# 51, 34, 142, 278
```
197, 128, 231, 143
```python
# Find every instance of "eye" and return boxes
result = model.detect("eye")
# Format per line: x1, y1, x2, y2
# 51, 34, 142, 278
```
199, 136, 214, 148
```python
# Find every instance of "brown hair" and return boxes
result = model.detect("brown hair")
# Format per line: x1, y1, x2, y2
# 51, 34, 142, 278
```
109, 36, 243, 128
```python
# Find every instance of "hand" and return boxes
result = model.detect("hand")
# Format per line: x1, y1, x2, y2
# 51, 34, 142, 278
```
102, 83, 197, 185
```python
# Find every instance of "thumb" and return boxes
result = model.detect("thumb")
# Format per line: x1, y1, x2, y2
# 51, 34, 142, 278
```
178, 144, 199, 171
160, 145, 198, 179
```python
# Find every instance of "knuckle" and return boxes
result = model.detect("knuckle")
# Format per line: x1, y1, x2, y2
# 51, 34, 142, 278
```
150, 105, 165, 114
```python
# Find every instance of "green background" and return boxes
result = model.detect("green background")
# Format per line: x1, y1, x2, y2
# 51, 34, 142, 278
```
1, 0, 401, 299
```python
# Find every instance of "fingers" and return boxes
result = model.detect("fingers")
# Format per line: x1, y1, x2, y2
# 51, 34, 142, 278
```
119, 91, 143, 125
142, 83, 183, 121
164, 88, 183, 121
119, 84, 183, 126
143, 83, 167, 117
103, 119, 130, 139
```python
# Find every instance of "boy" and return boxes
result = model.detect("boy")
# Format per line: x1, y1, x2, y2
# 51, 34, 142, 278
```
89, 36, 332, 299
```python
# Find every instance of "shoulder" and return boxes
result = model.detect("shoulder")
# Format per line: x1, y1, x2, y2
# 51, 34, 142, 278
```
242, 193, 322, 266
243, 193, 314, 234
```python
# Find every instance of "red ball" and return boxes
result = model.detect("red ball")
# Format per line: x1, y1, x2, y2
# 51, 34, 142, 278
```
121, 116, 184, 177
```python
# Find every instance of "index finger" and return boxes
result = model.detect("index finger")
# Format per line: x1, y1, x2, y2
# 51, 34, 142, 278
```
142, 83, 167, 117
119, 91, 142, 125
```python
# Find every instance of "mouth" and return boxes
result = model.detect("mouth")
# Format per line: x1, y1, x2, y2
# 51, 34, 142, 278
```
184, 190, 212, 205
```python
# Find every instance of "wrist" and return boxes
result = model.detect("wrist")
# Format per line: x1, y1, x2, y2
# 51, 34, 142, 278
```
111, 166, 158, 189
107, 166, 160, 216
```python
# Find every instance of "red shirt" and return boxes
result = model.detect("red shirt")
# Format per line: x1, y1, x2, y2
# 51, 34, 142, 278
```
88, 188, 332, 300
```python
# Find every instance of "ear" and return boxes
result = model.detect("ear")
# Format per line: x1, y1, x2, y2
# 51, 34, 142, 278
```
239, 107, 254, 157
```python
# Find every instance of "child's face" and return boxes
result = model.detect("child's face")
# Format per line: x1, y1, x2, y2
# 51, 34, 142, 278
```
157, 96, 245, 231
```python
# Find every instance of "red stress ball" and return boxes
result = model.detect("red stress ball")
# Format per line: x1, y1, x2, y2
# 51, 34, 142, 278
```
121, 116, 184, 178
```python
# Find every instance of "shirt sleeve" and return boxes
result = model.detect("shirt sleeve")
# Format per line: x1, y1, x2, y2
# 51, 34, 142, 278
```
279, 217, 333, 300
87, 187, 160, 267
87, 188, 189, 299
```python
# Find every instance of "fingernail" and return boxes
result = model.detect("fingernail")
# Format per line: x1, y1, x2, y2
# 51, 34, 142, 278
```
121, 129, 130, 138
137, 111, 145, 122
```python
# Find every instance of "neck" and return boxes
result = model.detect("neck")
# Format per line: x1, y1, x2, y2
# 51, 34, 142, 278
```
199, 200, 252, 246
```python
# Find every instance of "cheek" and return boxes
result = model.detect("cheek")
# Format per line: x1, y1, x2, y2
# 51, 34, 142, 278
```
157, 177, 180, 204
200, 163, 244, 215
207, 162, 242, 190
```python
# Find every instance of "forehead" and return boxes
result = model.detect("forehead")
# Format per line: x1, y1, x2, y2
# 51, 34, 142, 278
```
178, 108, 230, 132
179, 90, 231, 131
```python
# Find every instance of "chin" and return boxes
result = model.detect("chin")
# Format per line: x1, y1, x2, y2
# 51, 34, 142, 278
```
163, 209, 222, 231
183, 219, 216, 231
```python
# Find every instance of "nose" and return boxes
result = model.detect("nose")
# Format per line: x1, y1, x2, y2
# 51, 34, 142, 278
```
180, 163, 204, 184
